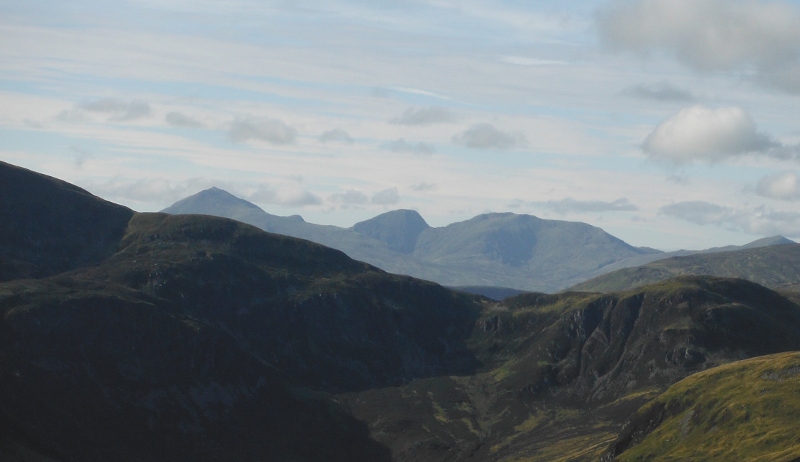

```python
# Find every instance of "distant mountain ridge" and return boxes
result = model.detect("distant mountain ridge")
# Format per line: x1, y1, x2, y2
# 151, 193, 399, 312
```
571, 241, 800, 293
163, 187, 792, 292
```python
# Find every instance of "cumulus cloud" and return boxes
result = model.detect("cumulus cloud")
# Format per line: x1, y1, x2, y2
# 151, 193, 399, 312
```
372, 188, 400, 205
660, 200, 800, 236
165, 112, 204, 128
452, 123, 527, 150
330, 189, 369, 204
390, 107, 457, 125
756, 171, 800, 201
384, 138, 436, 155
81, 98, 152, 121
642, 105, 777, 163
598, 0, 800, 93
620, 82, 697, 102
229, 117, 297, 144
538, 197, 638, 214
319, 129, 354, 144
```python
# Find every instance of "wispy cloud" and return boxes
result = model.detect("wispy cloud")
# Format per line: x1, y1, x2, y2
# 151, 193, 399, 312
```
661, 200, 800, 236
620, 82, 697, 102
390, 106, 457, 125
537, 197, 638, 214
81, 98, 152, 121
165, 112, 204, 128
249, 185, 322, 207
411, 182, 437, 192
384, 138, 436, 155
319, 128, 354, 144
452, 123, 527, 150
330, 189, 369, 204
229, 117, 297, 144
372, 187, 400, 205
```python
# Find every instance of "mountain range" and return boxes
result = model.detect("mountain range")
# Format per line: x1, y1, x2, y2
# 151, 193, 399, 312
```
3, 159, 800, 461
162, 188, 792, 294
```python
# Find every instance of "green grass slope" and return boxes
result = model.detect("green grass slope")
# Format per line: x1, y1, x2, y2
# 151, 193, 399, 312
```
607, 352, 800, 461
571, 243, 800, 293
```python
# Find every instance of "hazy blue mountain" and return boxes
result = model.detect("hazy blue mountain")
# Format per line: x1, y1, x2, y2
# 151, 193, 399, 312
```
571, 241, 800, 293
162, 188, 792, 293
351, 209, 430, 254
162, 189, 664, 292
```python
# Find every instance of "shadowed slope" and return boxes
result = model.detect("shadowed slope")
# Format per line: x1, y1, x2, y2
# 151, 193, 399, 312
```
0, 277, 389, 462
0, 161, 134, 281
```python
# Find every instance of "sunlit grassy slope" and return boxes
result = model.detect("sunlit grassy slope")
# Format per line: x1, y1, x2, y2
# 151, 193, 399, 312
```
613, 352, 800, 461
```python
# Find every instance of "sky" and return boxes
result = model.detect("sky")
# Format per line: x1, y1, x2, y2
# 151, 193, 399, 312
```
3, 0, 800, 250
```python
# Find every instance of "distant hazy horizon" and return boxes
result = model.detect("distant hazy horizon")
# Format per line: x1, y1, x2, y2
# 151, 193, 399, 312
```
3, 0, 800, 250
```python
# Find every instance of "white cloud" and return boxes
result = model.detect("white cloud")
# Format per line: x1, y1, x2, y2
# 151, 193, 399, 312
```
372, 187, 400, 205
620, 82, 696, 102
319, 128, 354, 144
384, 138, 436, 155
642, 105, 777, 163
756, 171, 800, 201
598, 0, 800, 93
660, 200, 800, 236
452, 123, 527, 150
390, 106, 457, 125
229, 117, 297, 144
165, 112, 204, 128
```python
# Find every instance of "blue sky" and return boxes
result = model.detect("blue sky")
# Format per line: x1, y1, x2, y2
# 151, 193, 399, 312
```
3, 0, 800, 250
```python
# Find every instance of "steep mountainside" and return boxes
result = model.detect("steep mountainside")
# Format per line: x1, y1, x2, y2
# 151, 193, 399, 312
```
0, 161, 134, 281
341, 276, 800, 461
571, 243, 800, 293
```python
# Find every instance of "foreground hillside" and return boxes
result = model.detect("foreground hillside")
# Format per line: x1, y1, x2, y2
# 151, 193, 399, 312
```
572, 243, 800, 293
4, 161, 800, 461
341, 276, 800, 461
606, 352, 800, 461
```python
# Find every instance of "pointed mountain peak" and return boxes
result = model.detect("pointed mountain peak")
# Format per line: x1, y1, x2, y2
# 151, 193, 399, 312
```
352, 209, 430, 254
742, 235, 795, 248
161, 187, 264, 215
